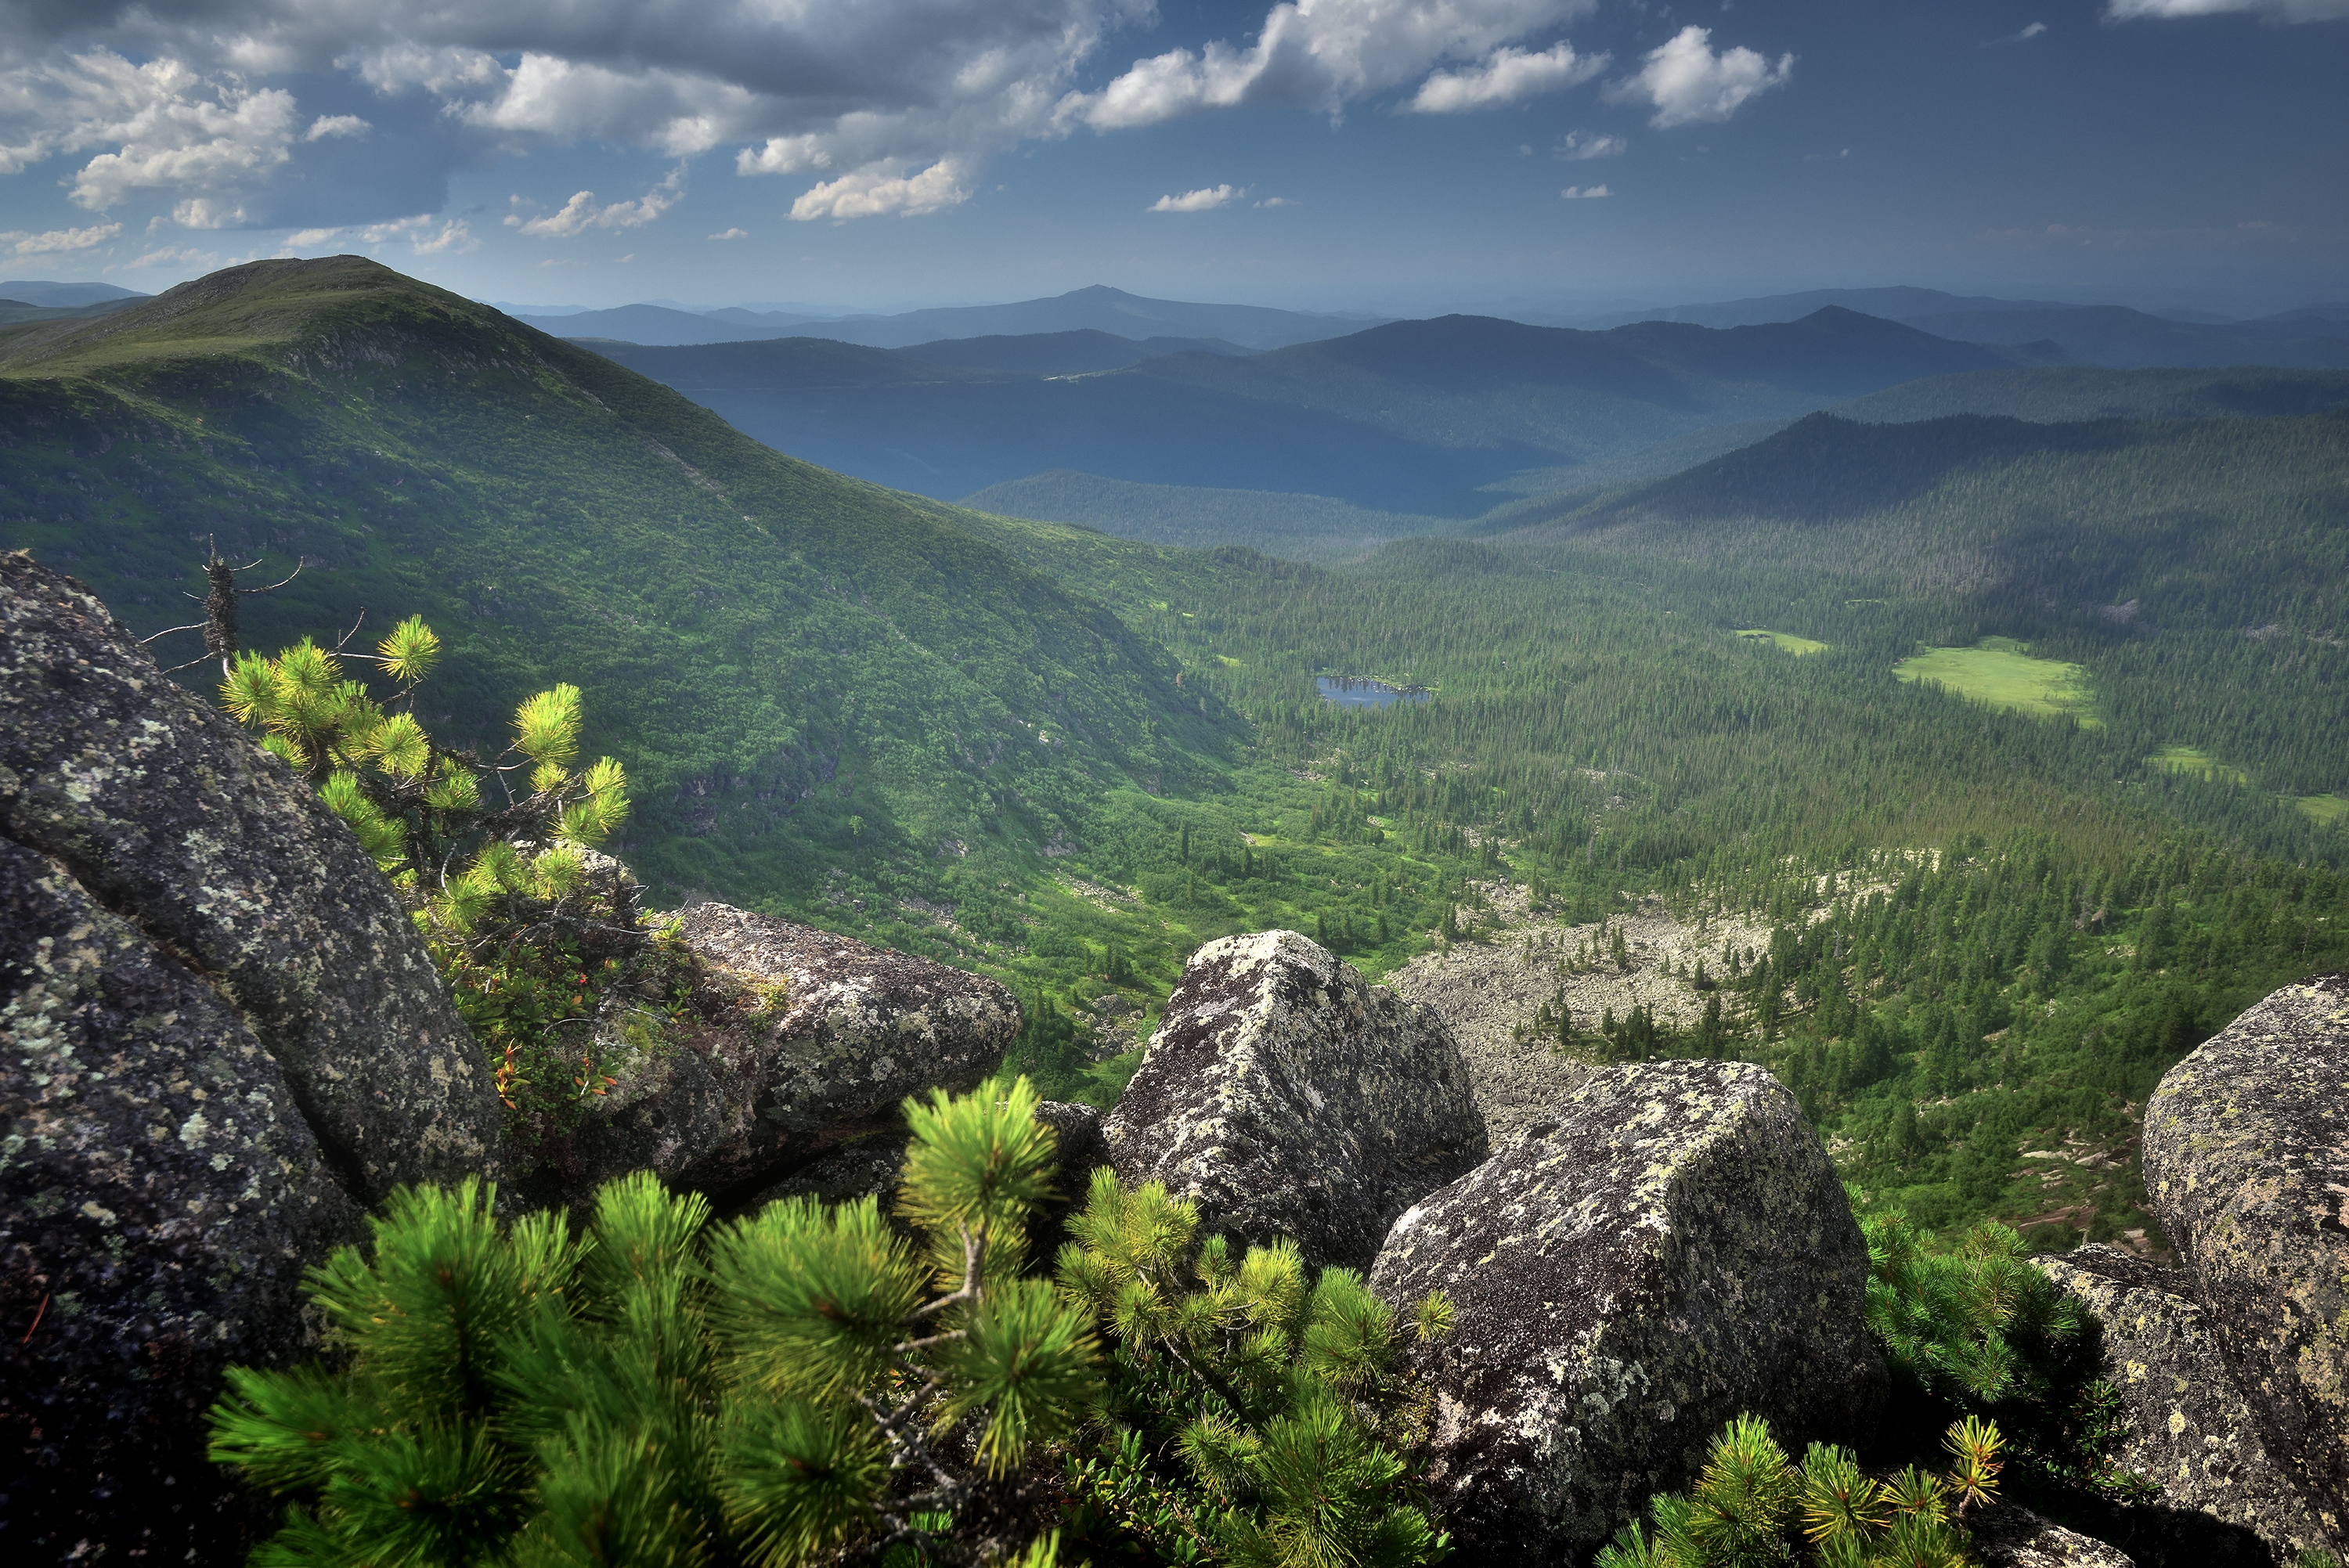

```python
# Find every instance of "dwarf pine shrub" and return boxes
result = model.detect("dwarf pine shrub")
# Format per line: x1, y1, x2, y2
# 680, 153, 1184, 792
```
1596, 1412, 2002, 1568
208, 1075, 1094, 1566
209, 1076, 1460, 1566
220, 622, 695, 1140
1054, 1173, 1456, 1567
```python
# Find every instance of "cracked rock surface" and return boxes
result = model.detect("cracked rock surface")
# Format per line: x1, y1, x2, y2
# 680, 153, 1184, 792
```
560, 901, 1017, 1199
1, 838, 366, 1558
1103, 930, 1487, 1271
2142, 973, 2349, 1546
1367, 1059, 1882, 1559
2036, 1244, 2329, 1562
0, 550, 503, 1200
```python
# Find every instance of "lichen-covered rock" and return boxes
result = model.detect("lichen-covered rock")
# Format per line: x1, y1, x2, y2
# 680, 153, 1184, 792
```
2142, 974, 2349, 1544
557, 902, 1017, 1198
2036, 1244, 2331, 1562
1, 838, 366, 1559
1102, 930, 1487, 1271
1968, 1504, 2137, 1568
0, 551, 502, 1200
1367, 1060, 1882, 1558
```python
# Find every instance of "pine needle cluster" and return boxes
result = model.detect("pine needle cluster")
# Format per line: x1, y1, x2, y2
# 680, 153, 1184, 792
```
208, 1074, 1099, 1566
1054, 1174, 1456, 1568
221, 620, 630, 935
1596, 1412, 2001, 1568
220, 621, 668, 1140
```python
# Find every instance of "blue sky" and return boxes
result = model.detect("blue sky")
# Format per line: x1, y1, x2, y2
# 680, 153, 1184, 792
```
2, 1, 2343, 316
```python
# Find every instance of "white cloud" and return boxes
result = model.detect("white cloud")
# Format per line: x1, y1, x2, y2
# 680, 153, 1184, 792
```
357, 212, 481, 253
1607, 25, 1792, 128
1559, 182, 1609, 198
114, 244, 218, 272
1555, 128, 1625, 159
2107, 0, 2349, 18
790, 158, 970, 221
305, 114, 369, 140
0, 50, 302, 216
2, 221, 121, 256
1059, 0, 1597, 129
1407, 41, 1606, 113
709, 225, 749, 239
284, 226, 340, 247
509, 165, 685, 236
1256, 195, 1296, 207
2010, 22, 2051, 40
1149, 183, 1240, 212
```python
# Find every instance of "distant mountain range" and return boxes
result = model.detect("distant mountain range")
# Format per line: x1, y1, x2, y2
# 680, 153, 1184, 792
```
590, 306, 2045, 515
511, 284, 1378, 351
1564, 287, 2349, 372
0, 279, 147, 308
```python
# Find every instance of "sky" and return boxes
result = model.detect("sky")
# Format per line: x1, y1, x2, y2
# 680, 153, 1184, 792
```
1, 0, 2344, 318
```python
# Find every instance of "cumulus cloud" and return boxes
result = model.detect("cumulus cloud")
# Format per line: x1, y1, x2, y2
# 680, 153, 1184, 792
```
790, 157, 969, 221
1559, 182, 1609, 197
355, 212, 481, 252
0, 50, 301, 216
1149, 183, 1239, 211
1607, 25, 1792, 128
2106, 0, 2349, 18
0, 0, 1648, 227
1059, 0, 1597, 129
709, 225, 748, 238
1256, 195, 1296, 207
1555, 128, 1625, 159
1407, 41, 1605, 111
2, 220, 121, 256
508, 165, 685, 236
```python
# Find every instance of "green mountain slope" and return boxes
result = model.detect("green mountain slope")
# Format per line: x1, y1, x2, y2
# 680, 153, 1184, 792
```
0, 256, 1236, 917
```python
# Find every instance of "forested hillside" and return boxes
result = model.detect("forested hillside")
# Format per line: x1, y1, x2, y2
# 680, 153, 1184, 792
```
0, 257, 1235, 925
5, 255, 2343, 1249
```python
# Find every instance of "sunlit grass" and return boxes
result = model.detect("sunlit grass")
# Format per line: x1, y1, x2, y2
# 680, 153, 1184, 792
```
2149, 746, 2249, 784
2297, 794, 2348, 826
1734, 628, 1829, 656
1894, 636, 2100, 726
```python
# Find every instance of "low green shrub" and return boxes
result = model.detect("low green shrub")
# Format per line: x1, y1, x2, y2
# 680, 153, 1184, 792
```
1596, 1412, 2003, 1568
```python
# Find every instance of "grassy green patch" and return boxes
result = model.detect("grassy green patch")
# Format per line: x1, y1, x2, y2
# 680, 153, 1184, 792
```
2297, 794, 2349, 826
1895, 638, 2100, 726
2149, 747, 2248, 784
1734, 627, 1829, 656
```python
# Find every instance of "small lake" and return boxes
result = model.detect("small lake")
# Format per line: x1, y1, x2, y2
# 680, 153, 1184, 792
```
1315, 676, 1430, 710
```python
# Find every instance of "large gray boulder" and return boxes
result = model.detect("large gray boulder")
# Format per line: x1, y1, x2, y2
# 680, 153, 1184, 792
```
1367, 1060, 1882, 1559
557, 901, 1018, 1198
0, 551, 503, 1199
1102, 930, 1487, 1271
2142, 973, 2349, 1545
1, 838, 366, 1557
2036, 1245, 2331, 1562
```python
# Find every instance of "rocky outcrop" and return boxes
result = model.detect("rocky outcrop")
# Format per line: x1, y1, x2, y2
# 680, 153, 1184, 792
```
2036, 1245, 2331, 1561
1367, 1060, 1882, 1558
0, 551, 503, 1199
1102, 930, 1486, 1271
559, 901, 1018, 1199
2142, 973, 2349, 1545
1, 824, 367, 1555
1968, 1504, 2137, 1568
